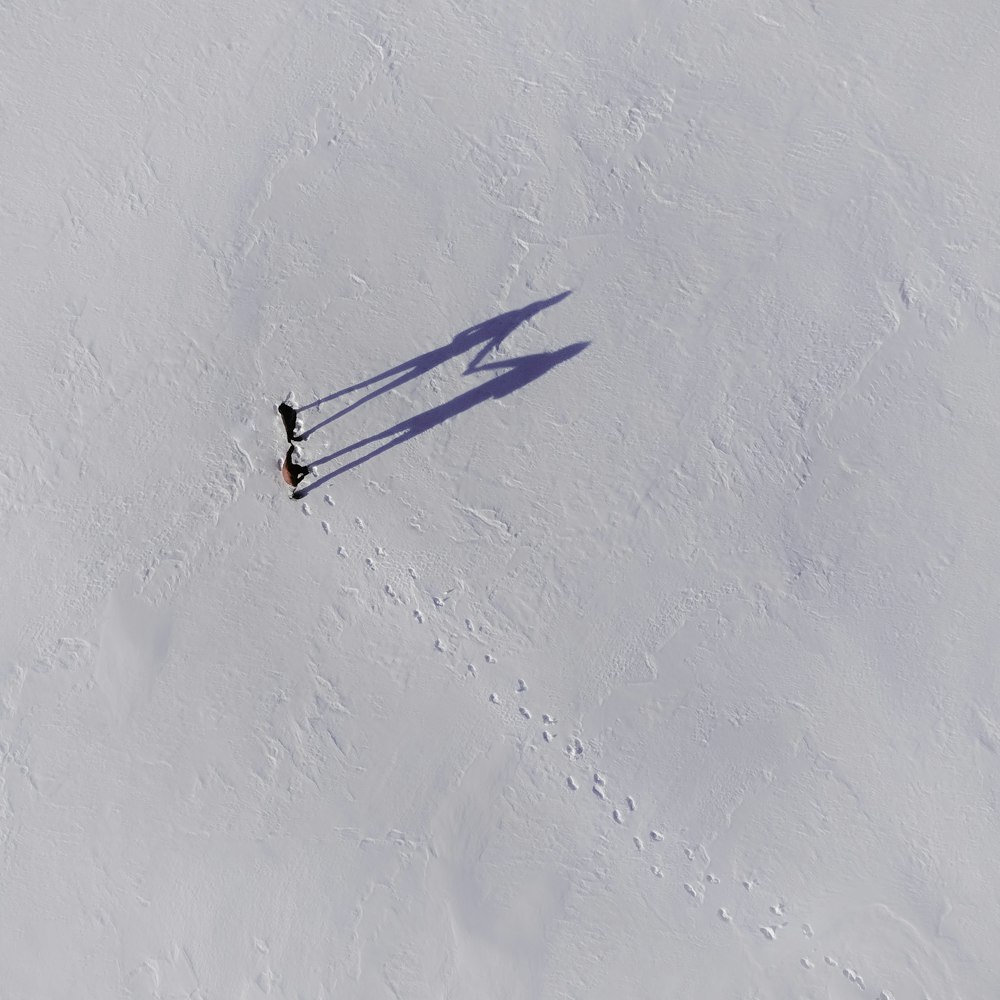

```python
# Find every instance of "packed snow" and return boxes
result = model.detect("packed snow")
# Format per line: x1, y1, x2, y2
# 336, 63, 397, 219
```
3, 0, 1000, 997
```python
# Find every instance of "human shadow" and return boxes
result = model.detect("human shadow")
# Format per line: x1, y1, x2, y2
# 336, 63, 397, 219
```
293, 340, 589, 497
294, 290, 572, 441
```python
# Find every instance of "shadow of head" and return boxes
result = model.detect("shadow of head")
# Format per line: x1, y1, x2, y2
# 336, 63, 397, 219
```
515, 289, 572, 322
479, 339, 589, 382
545, 339, 588, 364
460, 290, 573, 371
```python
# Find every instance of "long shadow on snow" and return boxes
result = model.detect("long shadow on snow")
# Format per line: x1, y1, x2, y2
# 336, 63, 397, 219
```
294, 341, 589, 498
295, 290, 572, 440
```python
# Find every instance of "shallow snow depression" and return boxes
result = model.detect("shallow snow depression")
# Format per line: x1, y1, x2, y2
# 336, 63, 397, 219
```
3, 0, 1000, 997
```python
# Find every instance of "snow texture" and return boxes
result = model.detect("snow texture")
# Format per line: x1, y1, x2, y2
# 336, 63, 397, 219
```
3, 0, 1000, 997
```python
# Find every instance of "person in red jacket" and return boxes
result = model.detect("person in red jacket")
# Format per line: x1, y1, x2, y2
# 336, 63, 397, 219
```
280, 445, 310, 493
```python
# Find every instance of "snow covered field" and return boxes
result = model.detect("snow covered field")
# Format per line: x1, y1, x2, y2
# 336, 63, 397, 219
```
3, 0, 1000, 996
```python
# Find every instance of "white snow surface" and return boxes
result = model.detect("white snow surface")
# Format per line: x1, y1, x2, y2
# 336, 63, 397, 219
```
3, 1, 1000, 997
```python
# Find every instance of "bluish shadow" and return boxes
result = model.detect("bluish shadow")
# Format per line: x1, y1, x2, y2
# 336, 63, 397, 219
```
295, 290, 572, 440
294, 340, 589, 497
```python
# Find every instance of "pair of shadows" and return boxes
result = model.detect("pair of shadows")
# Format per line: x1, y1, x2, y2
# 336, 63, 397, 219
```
283, 291, 586, 497
295, 290, 573, 441
297, 340, 588, 496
